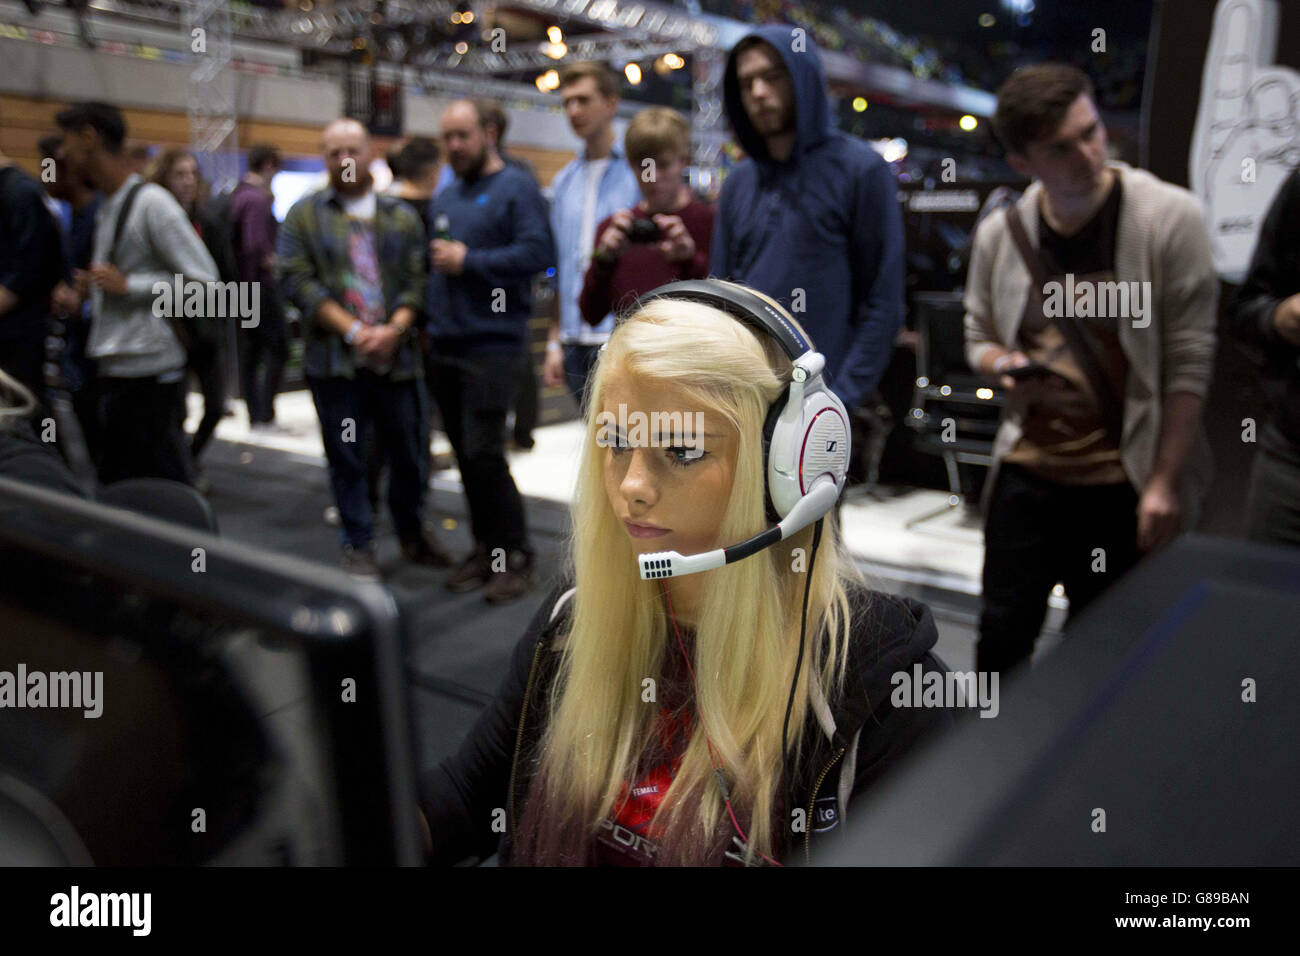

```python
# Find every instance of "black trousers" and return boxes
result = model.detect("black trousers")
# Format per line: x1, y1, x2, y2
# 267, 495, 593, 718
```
514, 343, 538, 444
187, 335, 226, 461
238, 300, 288, 425
977, 463, 1141, 675
428, 350, 528, 555
96, 375, 194, 486
1244, 443, 1300, 547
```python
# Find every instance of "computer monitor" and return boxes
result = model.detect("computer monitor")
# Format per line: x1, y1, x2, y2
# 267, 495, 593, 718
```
0, 476, 422, 866
817, 533, 1300, 866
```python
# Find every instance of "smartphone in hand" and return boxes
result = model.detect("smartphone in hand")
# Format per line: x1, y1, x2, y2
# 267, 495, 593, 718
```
1003, 362, 1070, 384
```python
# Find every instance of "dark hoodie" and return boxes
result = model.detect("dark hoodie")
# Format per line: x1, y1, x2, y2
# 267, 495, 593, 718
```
417, 577, 952, 866
711, 25, 906, 412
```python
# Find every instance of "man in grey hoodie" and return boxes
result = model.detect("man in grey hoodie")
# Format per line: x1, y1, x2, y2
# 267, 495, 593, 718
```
56, 102, 218, 486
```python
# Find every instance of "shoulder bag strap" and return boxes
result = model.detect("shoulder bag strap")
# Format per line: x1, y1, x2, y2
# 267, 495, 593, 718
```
1003, 205, 1124, 444
109, 182, 192, 353
108, 181, 144, 267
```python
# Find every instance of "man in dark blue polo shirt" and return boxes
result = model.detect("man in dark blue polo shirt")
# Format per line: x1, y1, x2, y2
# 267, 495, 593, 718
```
427, 98, 555, 604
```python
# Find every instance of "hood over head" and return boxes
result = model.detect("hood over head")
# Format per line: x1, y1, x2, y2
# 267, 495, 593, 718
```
722, 23, 834, 167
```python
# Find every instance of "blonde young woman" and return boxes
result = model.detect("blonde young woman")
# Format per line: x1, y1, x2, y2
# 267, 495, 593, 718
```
418, 280, 951, 866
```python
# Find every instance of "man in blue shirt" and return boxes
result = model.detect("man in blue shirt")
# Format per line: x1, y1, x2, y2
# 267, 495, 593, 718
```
711, 26, 906, 415
544, 62, 641, 413
427, 99, 555, 604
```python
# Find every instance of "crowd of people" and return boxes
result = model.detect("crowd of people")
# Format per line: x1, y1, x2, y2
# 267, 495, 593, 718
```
1, 29, 1296, 626
2, 20, 1299, 868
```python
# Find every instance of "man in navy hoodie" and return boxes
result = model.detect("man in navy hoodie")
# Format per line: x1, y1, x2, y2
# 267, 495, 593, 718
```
711, 26, 905, 416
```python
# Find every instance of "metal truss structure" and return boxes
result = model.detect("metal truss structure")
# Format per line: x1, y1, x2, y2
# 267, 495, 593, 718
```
88, 0, 717, 66
182, 0, 240, 195
88, 0, 725, 183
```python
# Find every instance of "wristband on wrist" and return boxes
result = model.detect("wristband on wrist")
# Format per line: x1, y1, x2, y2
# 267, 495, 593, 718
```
992, 353, 1012, 374
344, 320, 363, 345
546, 341, 563, 355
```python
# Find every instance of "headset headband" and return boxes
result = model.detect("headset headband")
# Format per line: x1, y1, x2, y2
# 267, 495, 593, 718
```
634, 280, 813, 361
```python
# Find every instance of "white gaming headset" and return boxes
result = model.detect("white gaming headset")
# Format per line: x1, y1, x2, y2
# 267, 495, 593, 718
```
614, 280, 851, 580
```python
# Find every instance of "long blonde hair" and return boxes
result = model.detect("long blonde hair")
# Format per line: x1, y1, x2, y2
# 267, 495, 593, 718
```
515, 282, 863, 865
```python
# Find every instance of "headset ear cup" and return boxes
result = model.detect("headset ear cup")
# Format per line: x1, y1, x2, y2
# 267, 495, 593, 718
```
761, 388, 788, 524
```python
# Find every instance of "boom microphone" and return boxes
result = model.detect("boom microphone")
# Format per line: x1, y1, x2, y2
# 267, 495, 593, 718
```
637, 477, 839, 580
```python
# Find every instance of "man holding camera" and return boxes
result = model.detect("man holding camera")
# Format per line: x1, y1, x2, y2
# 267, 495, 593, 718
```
579, 108, 714, 326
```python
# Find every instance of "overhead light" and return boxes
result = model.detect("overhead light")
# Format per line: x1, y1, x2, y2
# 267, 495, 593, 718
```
852, 96, 868, 112
625, 63, 642, 84
547, 26, 563, 44
663, 52, 684, 69
536, 69, 560, 92
872, 137, 908, 163
978, 13, 995, 27
541, 40, 567, 59
462, 10, 474, 23
450, 11, 462, 23
454, 41, 468, 54
959, 114, 978, 131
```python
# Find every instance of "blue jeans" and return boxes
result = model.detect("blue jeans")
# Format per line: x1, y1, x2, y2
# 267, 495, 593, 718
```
308, 371, 426, 551
562, 343, 602, 417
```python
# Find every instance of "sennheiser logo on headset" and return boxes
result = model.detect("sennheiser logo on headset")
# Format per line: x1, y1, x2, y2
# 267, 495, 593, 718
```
826, 440, 837, 453
759, 302, 805, 350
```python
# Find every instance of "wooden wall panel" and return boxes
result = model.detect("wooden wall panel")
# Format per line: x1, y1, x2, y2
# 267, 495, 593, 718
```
1, 93, 578, 187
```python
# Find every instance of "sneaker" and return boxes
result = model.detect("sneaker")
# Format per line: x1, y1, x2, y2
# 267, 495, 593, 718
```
445, 547, 492, 593
324, 506, 341, 526
341, 545, 381, 581
401, 532, 455, 568
482, 550, 533, 605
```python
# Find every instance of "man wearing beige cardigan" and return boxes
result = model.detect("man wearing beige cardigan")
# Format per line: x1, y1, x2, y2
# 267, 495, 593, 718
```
964, 64, 1217, 674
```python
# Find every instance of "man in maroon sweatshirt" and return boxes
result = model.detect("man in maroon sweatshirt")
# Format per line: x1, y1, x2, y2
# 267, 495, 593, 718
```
579, 108, 714, 325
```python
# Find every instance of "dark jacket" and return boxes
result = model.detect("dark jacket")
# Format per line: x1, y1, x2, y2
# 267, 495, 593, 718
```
417, 578, 952, 866
710, 24, 906, 412
426, 163, 555, 351
0, 165, 63, 394
1236, 169, 1300, 463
